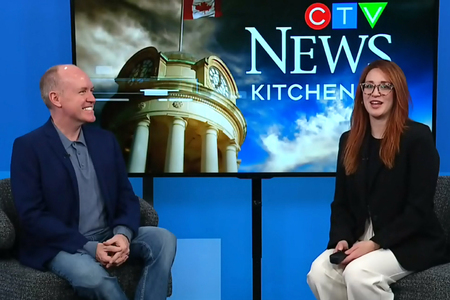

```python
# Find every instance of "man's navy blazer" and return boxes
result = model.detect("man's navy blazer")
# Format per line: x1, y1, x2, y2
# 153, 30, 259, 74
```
10, 118, 140, 271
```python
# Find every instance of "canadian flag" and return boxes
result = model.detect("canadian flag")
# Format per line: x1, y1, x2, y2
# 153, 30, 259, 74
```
183, 0, 222, 20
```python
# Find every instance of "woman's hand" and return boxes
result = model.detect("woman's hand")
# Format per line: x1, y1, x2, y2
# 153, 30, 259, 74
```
334, 240, 349, 253
341, 240, 380, 265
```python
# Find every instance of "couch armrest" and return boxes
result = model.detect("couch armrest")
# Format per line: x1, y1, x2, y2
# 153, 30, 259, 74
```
139, 198, 159, 227
0, 209, 15, 250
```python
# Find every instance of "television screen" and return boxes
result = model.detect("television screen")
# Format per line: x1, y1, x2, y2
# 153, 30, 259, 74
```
71, 0, 438, 176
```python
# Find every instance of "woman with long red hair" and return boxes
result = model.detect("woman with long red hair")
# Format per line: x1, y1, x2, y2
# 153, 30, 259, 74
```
306, 60, 448, 300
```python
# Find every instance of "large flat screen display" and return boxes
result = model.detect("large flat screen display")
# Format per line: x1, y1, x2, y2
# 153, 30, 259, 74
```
71, 0, 438, 176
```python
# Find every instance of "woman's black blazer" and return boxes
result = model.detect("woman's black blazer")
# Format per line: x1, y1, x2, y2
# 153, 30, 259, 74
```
327, 120, 449, 271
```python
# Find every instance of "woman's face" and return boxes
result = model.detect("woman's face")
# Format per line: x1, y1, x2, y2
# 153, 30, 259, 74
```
361, 68, 394, 121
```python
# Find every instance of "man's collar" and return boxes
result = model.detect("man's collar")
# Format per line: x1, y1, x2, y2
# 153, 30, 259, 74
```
51, 118, 86, 150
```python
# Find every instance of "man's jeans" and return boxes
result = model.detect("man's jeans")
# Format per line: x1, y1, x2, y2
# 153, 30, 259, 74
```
47, 226, 177, 300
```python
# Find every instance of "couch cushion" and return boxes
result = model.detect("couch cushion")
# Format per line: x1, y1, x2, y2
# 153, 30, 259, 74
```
0, 209, 15, 250
434, 177, 450, 243
0, 179, 20, 232
392, 263, 450, 300
0, 258, 145, 300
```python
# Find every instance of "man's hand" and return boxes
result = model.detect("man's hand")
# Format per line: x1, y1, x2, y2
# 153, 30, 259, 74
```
334, 240, 349, 253
96, 243, 120, 266
103, 234, 130, 268
341, 240, 380, 265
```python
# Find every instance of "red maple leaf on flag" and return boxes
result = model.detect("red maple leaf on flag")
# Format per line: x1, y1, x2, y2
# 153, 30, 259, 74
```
195, 2, 212, 12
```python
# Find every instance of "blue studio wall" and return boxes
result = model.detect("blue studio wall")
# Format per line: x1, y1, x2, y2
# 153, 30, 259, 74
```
1, 1, 449, 300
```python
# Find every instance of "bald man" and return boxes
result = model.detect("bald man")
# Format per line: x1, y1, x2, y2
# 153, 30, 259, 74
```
10, 65, 176, 300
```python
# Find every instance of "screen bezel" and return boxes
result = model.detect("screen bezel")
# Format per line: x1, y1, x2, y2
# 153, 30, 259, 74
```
69, 0, 439, 178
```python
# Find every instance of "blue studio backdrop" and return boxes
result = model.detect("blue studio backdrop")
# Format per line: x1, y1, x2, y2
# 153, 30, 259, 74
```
0, 1, 449, 300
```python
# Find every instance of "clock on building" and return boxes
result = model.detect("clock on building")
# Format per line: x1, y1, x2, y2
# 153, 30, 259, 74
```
209, 66, 230, 98
128, 59, 154, 85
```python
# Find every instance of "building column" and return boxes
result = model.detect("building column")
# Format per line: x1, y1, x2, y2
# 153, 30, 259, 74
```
224, 141, 239, 172
128, 118, 150, 173
165, 117, 187, 173
201, 125, 219, 172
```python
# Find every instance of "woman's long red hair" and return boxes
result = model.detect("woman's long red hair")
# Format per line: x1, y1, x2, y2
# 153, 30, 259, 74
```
343, 60, 411, 175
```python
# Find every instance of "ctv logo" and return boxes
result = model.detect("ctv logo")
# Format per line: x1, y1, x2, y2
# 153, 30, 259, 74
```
305, 2, 387, 30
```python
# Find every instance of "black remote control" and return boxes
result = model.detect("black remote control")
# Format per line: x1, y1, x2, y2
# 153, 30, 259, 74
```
329, 250, 348, 264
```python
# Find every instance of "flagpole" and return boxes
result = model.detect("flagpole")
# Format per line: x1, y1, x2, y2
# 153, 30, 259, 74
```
179, 0, 184, 52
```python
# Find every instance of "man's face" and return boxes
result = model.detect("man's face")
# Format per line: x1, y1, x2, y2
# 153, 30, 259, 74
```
57, 67, 96, 125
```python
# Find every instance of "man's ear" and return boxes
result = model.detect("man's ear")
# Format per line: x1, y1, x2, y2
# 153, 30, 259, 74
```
48, 91, 62, 108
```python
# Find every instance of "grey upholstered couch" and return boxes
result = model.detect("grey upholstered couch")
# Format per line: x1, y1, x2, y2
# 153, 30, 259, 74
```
391, 176, 450, 299
0, 178, 172, 299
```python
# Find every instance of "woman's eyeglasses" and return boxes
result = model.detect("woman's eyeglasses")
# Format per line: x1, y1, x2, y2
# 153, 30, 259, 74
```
360, 82, 394, 96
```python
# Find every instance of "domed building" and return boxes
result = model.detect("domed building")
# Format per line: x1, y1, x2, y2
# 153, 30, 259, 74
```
100, 46, 247, 174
